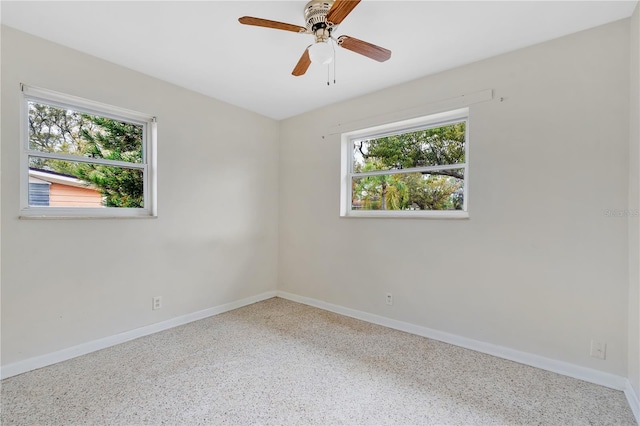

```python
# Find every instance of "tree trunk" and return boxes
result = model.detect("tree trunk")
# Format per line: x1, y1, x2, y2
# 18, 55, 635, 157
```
381, 181, 387, 210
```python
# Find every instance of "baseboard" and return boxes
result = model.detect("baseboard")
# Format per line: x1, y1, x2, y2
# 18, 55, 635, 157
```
625, 380, 640, 423
277, 291, 627, 391
1, 291, 278, 379
2, 289, 631, 400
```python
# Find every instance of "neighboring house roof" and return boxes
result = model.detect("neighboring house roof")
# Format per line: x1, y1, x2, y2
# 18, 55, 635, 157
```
28, 168, 96, 189
28, 175, 51, 185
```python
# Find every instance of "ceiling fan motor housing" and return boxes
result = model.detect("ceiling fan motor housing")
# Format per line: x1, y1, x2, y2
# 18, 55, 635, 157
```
305, 0, 334, 42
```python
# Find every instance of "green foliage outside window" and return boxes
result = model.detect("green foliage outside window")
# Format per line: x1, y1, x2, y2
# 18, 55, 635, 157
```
352, 122, 466, 211
28, 102, 144, 208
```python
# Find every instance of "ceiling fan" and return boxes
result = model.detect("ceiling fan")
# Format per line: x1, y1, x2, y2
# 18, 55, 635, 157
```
239, 0, 391, 77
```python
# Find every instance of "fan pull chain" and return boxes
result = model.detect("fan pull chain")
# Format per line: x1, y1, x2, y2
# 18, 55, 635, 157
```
325, 38, 336, 86
332, 38, 336, 85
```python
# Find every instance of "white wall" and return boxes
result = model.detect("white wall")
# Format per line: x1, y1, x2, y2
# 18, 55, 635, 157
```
0, 26, 280, 365
279, 20, 631, 376
629, 2, 640, 395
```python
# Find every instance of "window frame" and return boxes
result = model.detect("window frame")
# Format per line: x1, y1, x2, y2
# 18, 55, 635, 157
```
340, 108, 469, 219
19, 85, 157, 218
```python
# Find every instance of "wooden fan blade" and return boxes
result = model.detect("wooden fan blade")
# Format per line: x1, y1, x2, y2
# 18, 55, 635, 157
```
292, 48, 311, 76
337, 35, 391, 62
238, 16, 306, 33
326, 0, 361, 25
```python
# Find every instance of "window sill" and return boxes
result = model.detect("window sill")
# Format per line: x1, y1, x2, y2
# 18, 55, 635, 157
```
341, 210, 469, 219
20, 215, 157, 220
19, 207, 157, 219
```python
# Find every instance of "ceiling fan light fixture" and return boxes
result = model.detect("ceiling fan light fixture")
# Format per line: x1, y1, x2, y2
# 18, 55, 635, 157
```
308, 41, 333, 65
239, 0, 390, 77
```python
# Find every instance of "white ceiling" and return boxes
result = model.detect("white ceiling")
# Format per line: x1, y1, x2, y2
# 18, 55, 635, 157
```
1, 1, 637, 120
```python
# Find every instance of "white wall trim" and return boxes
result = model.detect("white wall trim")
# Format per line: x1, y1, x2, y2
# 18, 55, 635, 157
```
277, 291, 628, 391
625, 380, 640, 424
0, 291, 277, 379
2, 287, 633, 411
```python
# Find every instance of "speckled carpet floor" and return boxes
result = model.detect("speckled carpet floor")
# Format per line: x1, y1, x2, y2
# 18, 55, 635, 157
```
0, 297, 636, 425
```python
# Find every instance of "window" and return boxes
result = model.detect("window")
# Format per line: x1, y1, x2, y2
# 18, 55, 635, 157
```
20, 85, 157, 218
340, 108, 468, 218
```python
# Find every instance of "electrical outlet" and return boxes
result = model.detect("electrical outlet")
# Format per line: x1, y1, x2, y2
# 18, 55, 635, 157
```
152, 296, 162, 310
590, 340, 606, 360
386, 293, 393, 306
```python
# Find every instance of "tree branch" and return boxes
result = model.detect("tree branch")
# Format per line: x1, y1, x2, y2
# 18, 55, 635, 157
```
425, 169, 464, 180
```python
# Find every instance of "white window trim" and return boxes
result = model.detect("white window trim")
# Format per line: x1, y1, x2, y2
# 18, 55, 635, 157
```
340, 108, 469, 219
19, 84, 157, 219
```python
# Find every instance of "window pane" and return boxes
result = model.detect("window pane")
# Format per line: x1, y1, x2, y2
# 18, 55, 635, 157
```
352, 169, 464, 211
29, 157, 144, 208
28, 101, 143, 164
352, 122, 466, 172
